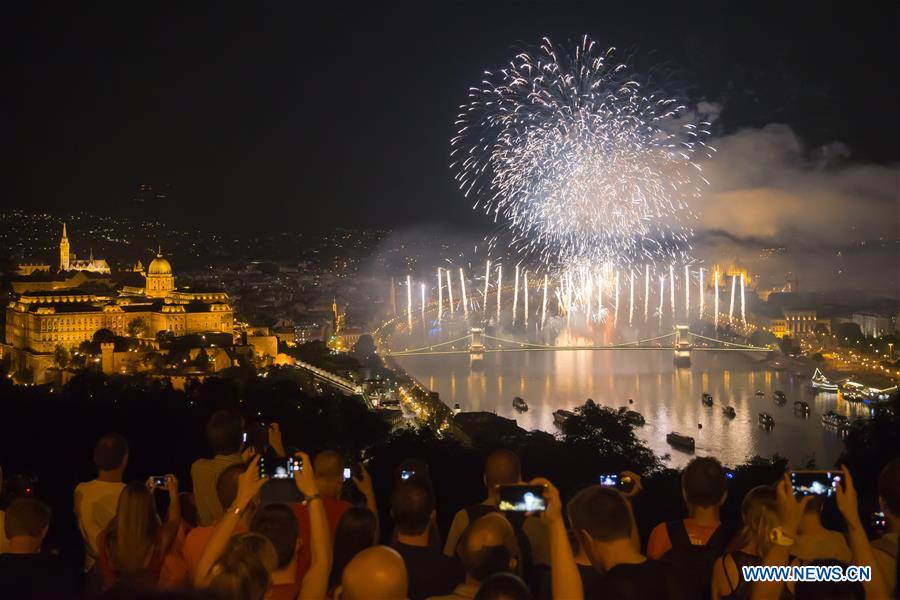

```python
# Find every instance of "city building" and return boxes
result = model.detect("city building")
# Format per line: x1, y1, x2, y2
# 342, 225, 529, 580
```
58, 223, 110, 274
2, 227, 233, 382
851, 312, 897, 338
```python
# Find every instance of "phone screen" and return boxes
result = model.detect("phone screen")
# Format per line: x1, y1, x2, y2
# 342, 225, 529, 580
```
599, 474, 619, 487
343, 467, 351, 480
790, 470, 843, 497
400, 469, 414, 481
260, 455, 293, 480
873, 511, 887, 532
497, 485, 547, 513
152, 476, 168, 488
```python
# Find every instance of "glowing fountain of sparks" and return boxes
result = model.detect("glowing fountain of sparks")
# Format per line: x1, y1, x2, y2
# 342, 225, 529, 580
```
512, 265, 520, 325
740, 273, 746, 323
452, 35, 712, 269
406, 275, 413, 330
459, 267, 469, 319
729, 274, 736, 323
714, 269, 719, 330
437, 268, 443, 322
482, 259, 491, 314
446, 268, 454, 316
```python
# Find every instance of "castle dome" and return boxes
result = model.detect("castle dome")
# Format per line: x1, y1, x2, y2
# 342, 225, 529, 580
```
148, 254, 172, 275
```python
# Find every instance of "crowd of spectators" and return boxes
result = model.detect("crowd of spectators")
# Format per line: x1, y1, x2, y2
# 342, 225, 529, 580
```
0, 406, 897, 599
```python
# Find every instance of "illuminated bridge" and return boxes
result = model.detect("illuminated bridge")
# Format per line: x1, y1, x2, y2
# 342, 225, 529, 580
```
386, 326, 771, 360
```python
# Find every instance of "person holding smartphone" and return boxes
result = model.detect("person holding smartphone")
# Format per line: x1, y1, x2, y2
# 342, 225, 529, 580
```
873, 457, 900, 596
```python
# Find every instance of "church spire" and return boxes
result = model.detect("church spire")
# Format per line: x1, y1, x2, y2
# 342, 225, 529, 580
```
62, 222, 68, 239
59, 222, 70, 271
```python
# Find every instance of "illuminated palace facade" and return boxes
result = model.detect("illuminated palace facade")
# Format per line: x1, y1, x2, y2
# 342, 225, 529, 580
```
2, 225, 233, 379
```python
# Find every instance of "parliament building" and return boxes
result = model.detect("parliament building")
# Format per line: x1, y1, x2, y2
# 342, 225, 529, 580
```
2, 224, 234, 381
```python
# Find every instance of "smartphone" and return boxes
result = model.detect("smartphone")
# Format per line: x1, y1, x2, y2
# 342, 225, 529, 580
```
872, 511, 887, 532
242, 432, 248, 444
497, 484, 547, 513
151, 475, 168, 489
790, 470, 843, 497
400, 469, 414, 481
259, 455, 293, 480
599, 474, 619, 487
343, 467, 352, 480
725, 469, 735, 480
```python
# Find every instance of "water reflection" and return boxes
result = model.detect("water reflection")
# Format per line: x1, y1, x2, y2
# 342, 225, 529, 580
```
397, 350, 866, 468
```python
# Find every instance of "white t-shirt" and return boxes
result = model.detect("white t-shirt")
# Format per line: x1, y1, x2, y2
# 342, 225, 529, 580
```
74, 480, 125, 569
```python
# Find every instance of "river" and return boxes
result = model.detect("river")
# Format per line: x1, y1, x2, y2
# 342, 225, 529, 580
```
396, 349, 870, 468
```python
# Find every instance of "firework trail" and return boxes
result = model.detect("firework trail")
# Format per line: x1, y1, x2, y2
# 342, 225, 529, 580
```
684, 265, 690, 321
714, 269, 719, 330
420, 283, 426, 327
614, 270, 620, 326
644, 265, 650, 322
541, 274, 548, 327
459, 267, 469, 318
658, 275, 665, 327
512, 265, 520, 325
406, 275, 413, 330
729, 274, 736, 323
629, 270, 635, 326
482, 260, 491, 313
740, 273, 746, 323
669, 264, 676, 319
523, 270, 529, 327
496, 264, 502, 321
446, 268, 454, 316
437, 268, 443, 322
452, 35, 712, 269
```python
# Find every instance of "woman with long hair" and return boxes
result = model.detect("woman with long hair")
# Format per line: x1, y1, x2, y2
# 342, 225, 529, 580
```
328, 505, 378, 593
206, 532, 278, 600
711, 485, 784, 600
97, 475, 181, 590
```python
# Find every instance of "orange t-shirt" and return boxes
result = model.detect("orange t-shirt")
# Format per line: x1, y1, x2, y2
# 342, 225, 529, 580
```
182, 521, 248, 578
646, 519, 721, 559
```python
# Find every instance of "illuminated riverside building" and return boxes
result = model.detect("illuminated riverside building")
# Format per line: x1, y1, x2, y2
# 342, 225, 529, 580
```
2, 225, 233, 381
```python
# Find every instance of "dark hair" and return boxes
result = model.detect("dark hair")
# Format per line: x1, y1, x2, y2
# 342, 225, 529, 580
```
484, 449, 521, 488
206, 409, 243, 455
568, 485, 632, 542
682, 456, 727, 507
329, 506, 378, 590
4, 497, 51, 538
391, 480, 433, 536
250, 504, 299, 569
216, 464, 244, 510
473, 572, 534, 600
795, 560, 864, 600
93, 433, 129, 471
878, 457, 900, 516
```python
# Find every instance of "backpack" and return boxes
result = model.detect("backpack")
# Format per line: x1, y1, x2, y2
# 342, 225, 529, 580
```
660, 520, 728, 600
464, 503, 534, 575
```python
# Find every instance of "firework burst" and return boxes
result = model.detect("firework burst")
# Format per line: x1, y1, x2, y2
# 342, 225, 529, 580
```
452, 35, 713, 268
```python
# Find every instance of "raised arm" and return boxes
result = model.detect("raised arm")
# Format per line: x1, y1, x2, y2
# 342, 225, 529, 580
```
294, 451, 331, 600
836, 465, 889, 600
532, 477, 583, 600
193, 456, 267, 588
751, 474, 809, 600
353, 463, 378, 516
158, 474, 182, 554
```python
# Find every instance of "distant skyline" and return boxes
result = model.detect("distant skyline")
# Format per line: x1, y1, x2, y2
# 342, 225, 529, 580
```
5, 2, 899, 242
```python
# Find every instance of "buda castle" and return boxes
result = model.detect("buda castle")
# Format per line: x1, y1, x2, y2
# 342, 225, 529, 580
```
3, 224, 234, 381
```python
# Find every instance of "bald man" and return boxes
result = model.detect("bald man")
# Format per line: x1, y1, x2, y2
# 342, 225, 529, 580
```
430, 513, 519, 600
337, 545, 408, 600
443, 450, 549, 570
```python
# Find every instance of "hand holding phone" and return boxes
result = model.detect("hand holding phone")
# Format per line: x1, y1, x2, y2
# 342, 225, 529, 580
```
790, 470, 843, 497
149, 475, 168, 490
497, 484, 548, 513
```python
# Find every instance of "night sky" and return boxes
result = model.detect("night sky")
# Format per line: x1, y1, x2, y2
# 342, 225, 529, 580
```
5, 3, 898, 233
